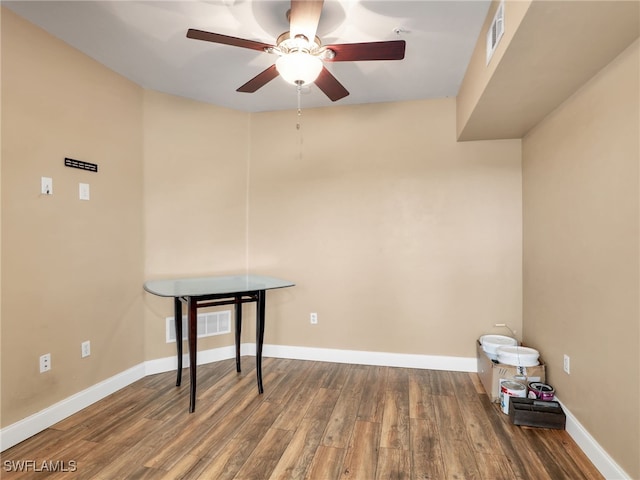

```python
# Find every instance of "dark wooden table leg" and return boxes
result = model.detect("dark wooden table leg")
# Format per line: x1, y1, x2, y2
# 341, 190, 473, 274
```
174, 297, 183, 387
256, 290, 266, 394
188, 296, 198, 413
235, 295, 242, 373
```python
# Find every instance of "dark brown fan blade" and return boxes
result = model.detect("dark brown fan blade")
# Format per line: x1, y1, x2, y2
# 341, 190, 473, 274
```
289, 0, 324, 43
236, 65, 279, 93
187, 29, 274, 52
314, 67, 349, 101
324, 40, 406, 62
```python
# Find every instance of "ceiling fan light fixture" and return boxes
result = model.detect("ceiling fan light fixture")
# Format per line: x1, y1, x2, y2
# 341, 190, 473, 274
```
276, 51, 322, 86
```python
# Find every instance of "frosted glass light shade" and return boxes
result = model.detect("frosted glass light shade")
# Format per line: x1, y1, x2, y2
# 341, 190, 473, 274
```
276, 52, 323, 85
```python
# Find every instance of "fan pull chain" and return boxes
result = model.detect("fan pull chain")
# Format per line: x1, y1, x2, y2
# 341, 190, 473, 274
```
296, 83, 302, 130
295, 82, 304, 160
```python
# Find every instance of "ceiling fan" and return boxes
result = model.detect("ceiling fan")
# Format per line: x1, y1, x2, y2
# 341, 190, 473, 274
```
186, 0, 406, 102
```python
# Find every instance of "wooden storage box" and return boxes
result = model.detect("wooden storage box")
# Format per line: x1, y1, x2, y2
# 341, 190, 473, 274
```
508, 397, 566, 429
476, 340, 545, 403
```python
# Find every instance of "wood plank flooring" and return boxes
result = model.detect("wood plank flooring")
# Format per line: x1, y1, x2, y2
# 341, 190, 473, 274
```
0, 357, 604, 479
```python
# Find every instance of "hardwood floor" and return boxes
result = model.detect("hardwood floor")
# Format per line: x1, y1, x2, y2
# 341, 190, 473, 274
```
1, 357, 603, 479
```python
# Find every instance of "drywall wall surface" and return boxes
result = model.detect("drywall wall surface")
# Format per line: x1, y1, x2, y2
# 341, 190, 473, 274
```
1, 8, 145, 427
142, 90, 250, 360
456, 0, 531, 138
523, 39, 639, 478
248, 98, 522, 358
0, 5, 4, 425
457, 1, 639, 141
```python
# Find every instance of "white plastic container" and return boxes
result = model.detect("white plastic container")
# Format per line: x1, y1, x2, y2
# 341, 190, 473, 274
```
496, 345, 540, 367
479, 335, 518, 360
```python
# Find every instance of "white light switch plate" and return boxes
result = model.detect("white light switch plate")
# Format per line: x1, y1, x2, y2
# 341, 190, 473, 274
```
41, 177, 53, 195
79, 183, 90, 200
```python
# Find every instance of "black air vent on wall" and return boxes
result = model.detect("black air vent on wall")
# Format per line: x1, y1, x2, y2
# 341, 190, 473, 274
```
65, 157, 98, 173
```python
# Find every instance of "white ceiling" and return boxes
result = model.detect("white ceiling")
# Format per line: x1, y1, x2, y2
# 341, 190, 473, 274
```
4, 1, 491, 113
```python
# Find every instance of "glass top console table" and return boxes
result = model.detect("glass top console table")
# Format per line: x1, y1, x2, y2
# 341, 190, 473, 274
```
144, 274, 295, 412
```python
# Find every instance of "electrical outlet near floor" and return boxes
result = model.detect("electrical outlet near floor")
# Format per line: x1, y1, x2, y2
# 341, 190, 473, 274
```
310, 312, 318, 324
81, 341, 91, 358
39, 353, 51, 373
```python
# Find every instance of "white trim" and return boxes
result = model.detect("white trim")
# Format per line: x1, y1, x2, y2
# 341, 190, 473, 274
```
556, 397, 631, 480
0, 344, 628, 480
144, 345, 238, 376
0, 364, 145, 452
142, 344, 477, 376
261, 343, 478, 372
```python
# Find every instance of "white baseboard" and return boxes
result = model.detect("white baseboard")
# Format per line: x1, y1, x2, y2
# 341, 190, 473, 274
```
144, 345, 238, 376
143, 343, 476, 376
556, 397, 630, 480
261, 344, 478, 372
0, 364, 145, 452
0, 344, 627, 480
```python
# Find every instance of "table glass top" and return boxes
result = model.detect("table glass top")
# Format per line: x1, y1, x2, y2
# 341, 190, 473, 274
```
144, 274, 294, 297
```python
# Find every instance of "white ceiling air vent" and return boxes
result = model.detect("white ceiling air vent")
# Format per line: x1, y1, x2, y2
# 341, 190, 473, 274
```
166, 310, 231, 343
486, 1, 505, 65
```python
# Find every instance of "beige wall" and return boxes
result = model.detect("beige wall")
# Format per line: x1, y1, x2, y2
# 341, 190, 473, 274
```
5, 5, 636, 477
248, 99, 522, 356
457, 1, 639, 141
2, 3, 638, 477
1, 9, 144, 426
0, 6, 524, 426
456, 0, 531, 138
522, 39, 639, 478
142, 90, 250, 360
0, 6, 4, 422
141, 96, 523, 360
